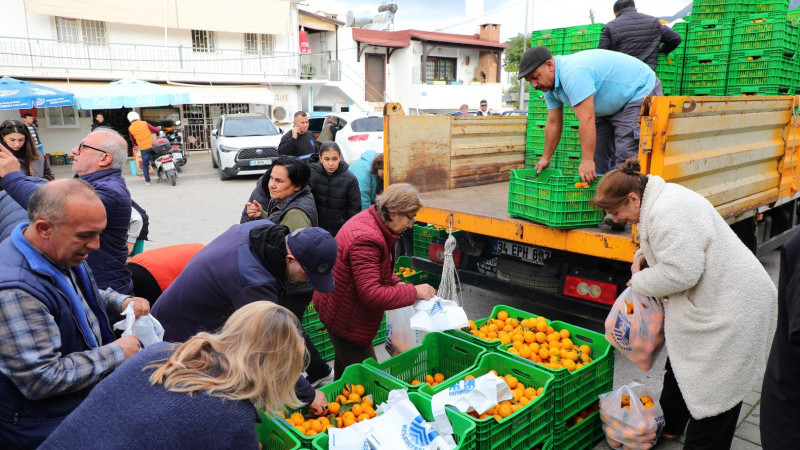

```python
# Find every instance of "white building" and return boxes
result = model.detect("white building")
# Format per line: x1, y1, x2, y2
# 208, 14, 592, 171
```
305, 23, 508, 115
0, 0, 342, 152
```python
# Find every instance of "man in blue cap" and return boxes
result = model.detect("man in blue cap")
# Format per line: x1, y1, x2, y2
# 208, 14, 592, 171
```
151, 221, 337, 415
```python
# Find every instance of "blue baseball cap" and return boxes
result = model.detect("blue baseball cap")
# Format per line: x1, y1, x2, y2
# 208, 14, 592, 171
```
287, 227, 337, 293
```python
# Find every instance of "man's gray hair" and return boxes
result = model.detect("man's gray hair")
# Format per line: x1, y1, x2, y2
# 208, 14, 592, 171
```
28, 179, 97, 225
90, 127, 128, 170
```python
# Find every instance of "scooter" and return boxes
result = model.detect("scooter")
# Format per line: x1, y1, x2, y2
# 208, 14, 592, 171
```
151, 135, 178, 186
164, 121, 186, 171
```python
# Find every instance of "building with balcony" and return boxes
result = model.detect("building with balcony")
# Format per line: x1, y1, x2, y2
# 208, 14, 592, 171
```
0, 0, 343, 151
307, 24, 509, 115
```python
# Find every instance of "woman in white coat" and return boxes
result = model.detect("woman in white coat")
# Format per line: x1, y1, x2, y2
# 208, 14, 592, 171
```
592, 158, 777, 449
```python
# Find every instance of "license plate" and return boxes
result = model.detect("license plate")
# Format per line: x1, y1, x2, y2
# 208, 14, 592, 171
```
249, 160, 272, 166
172, 153, 182, 160
163, 162, 175, 170
496, 240, 551, 266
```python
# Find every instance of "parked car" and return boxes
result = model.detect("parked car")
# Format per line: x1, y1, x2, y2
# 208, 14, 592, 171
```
322, 113, 384, 163
307, 116, 326, 140
210, 114, 282, 181
501, 110, 527, 116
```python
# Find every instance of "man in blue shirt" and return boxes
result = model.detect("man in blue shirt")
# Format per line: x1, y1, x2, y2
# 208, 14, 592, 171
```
518, 46, 661, 183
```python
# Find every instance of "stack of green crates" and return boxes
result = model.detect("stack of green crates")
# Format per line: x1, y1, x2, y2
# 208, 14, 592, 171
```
525, 120, 581, 174
656, 22, 688, 95
683, 18, 735, 95
563, 23, 604, 54
727, 12, 799, 95
531, 28, 565, 55
691, 0, 790, 20
412, 223, 460, 261
507, 168, 603, 229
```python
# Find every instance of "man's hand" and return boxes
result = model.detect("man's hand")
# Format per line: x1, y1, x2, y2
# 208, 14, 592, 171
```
414, 283, 436, 300
292, 125, 301, 139
631, 253, 648, 275
309, 390, 328, 415
246, 199, 263, 219
534, 157, 551, 174
579, 159, 597, 184
121, 297, 150, 318
0, 146, 21, 177
115, 335, 141, 359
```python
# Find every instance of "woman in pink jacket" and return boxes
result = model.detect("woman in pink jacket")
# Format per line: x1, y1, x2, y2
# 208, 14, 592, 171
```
313, 183, 436, 378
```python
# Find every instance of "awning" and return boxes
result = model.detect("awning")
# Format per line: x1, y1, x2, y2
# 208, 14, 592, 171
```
179, 85, 275, 105
24, 0, 291, 35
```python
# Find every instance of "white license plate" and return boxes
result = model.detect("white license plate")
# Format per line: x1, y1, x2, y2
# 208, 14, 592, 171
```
249, 160, 272, 166
496, 240, 551, 266
172, 153, 182, 160
162, 162, 175, 170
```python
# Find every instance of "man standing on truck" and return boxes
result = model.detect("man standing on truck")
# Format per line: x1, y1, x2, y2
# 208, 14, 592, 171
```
598, 0, 682, 71
279, 111, 319, 157
518, 46, 661, 184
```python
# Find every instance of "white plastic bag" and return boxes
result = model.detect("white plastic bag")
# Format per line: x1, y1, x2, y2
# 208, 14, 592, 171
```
604, 287, 665, 371
410, 296, 469, 333
113, 302, 165, 346
385, 305, 426, 356
599, 382, 665, 450
429, 372, 511, 436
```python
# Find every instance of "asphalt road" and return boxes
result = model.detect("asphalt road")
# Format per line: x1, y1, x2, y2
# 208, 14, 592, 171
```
53, 152, 780, 449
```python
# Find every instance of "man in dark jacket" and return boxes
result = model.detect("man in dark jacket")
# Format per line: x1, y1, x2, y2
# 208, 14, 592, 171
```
598, 0, 682, 70
151, 222, 336, 414
0, 179, 147, 448
278, 111, 319, 157
0, 128, 134, 294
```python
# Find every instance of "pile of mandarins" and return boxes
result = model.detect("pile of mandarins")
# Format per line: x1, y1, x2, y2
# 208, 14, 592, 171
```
463, 370, 544, 422
282, 384, 377, 437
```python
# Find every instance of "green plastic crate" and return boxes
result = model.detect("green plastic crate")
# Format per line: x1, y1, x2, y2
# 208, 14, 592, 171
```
685, 19, 734, 56
732, 12, 800, 52
412, 224, 460, 259
554, 408, 604, 450
394, 255, 442, 289
682, 52, 730, 95
526, 120, 581, 154
303, 319, 335, 362
790, 7, 800, 21
301, 302, 318, 327
256, 413, 302, 450
656, 54, 684, 95
497, 320, 613, 425
691, 0, 754, 20
531, 28, 565, 55
507, 168, 603, 229
727, 49, 797, 95
363, 331, 486, 391
311, 392, 477, 450
373, 315, 387, 346
563, 23, 604, 54
280, 364, 405, 446
420, 352, 555, 450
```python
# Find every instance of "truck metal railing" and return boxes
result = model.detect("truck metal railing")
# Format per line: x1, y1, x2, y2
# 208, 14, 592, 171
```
0, 36, 339, 81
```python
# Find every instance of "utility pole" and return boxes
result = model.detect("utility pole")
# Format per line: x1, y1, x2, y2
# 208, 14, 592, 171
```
519, 0, 531, 109
589, 9, 595, 24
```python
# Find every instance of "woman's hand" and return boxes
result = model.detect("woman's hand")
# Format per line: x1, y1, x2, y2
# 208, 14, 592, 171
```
631, 253, 648, 275
309, 390, 328, 416
246, 199, 263, 219
414, 283, 436, 300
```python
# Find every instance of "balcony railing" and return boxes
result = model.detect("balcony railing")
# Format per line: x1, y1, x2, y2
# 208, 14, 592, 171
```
0, 36, 340, 81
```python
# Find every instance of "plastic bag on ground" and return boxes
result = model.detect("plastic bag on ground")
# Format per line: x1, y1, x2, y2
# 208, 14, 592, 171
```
604, 287, 664, 371
112, 302, 165, 346
599, 381, 665, 450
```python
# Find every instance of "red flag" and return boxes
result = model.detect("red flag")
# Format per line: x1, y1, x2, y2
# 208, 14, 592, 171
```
299, 27, 311, 54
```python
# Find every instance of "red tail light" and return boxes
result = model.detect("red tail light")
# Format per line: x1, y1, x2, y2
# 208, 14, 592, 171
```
348, 133, 369, 142
162, 156, 173, 163
428, 243, 461, 266
563, 275, 618, 305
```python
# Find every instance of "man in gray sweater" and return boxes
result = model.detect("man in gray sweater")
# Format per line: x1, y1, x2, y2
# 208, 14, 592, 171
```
598, 0, 682, 70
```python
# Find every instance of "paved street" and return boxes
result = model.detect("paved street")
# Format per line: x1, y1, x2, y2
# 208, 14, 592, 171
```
53, 151, 777, 449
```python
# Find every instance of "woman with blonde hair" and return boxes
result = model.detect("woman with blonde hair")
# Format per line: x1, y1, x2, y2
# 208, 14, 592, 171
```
313, 183, 436, 378
593, 157, 776, 449
41, 302, 307, 449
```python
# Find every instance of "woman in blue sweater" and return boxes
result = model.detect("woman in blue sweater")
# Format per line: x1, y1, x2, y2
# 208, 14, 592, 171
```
40, 302, 307, 449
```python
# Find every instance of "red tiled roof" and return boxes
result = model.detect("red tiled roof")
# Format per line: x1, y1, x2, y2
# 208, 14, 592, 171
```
352, 28, 509, 50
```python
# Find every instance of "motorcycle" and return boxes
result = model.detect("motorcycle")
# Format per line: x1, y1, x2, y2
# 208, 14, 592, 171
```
164, 121, 187, 171
151, 134, 178, 186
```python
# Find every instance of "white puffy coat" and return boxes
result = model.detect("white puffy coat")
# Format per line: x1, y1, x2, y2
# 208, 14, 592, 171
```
630, 175, 777, 419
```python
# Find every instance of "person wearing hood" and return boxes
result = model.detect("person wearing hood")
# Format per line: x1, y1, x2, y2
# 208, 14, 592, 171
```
0, 120, 54, 181
127, 111, 159, 185
309, 142, 361, 236
240, 155, 333, 386
150, 223, 337, 415
348, 150, 384, 210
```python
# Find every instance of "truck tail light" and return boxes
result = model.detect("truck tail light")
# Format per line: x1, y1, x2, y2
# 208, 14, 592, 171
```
348, 133, 369, 142
428, 243, 461, 266
563, 275, 618, 305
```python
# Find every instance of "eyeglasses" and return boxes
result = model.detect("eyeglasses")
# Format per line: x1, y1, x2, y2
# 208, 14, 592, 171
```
480, 104, 487, 107
77, 142, 108, 154
405, 214, 416, 224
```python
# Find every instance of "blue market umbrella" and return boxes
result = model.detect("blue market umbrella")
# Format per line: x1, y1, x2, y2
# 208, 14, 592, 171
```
0, 77, 75, 110
75, 78, 190, 109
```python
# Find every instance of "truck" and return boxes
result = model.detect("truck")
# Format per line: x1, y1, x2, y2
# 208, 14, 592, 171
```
383, 96, 800, 326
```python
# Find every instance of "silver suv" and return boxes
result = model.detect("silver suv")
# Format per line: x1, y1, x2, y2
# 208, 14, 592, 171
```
210, 114, 282, 180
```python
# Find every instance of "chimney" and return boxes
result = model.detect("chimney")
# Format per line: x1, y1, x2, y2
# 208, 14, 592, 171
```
479, 23, 500, 42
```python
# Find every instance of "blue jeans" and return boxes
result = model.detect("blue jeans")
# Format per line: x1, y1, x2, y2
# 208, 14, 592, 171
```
140, 149, 152, 182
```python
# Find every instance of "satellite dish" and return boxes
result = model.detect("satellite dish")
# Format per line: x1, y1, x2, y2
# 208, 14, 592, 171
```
346, 10, 374, 27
